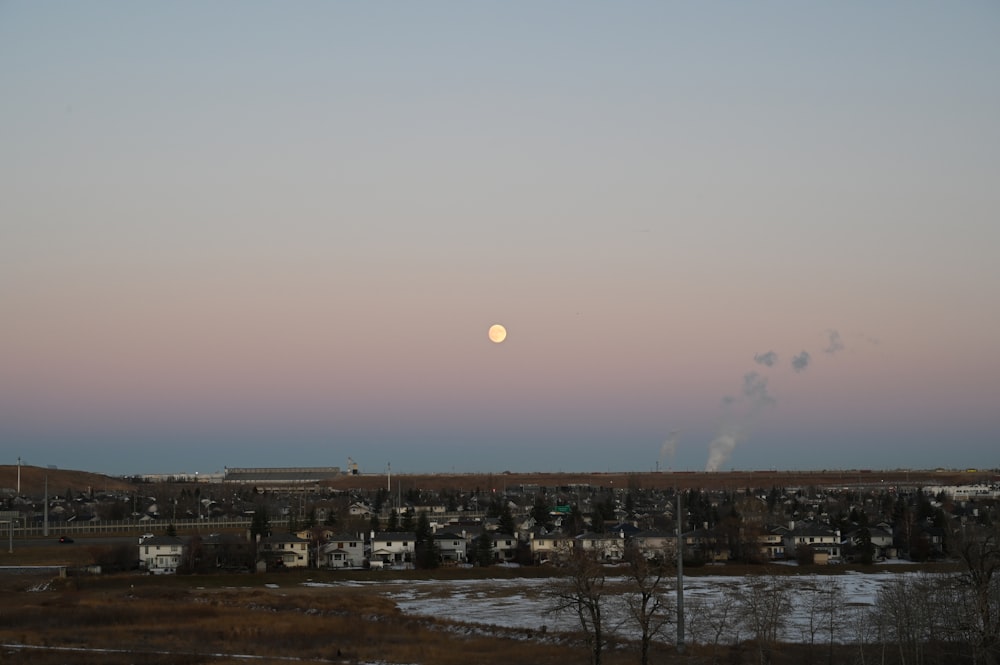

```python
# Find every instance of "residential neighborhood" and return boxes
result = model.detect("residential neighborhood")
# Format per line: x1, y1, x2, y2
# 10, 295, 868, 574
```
4, 467, 995, 575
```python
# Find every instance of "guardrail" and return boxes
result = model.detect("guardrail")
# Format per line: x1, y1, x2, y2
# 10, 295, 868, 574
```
7, 510, 490, 538
12, 517, 269, 537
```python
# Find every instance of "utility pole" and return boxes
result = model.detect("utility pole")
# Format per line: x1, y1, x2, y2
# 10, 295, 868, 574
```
43, 475, 49, 538
16, 457, 20, 495
676, 490, 685, 653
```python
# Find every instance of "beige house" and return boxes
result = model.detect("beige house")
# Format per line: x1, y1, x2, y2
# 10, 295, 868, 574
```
261, 533, 310, 569
529, 530, 573, 564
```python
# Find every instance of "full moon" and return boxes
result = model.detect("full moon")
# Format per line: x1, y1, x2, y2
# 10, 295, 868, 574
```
488, 324, 507, 344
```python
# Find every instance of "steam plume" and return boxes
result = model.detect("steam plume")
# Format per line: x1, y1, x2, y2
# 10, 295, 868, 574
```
754, 351, 778, 367
704, 372, 775, 471
791, 351, 811, 372
659, 430, 680, 470
825, 329, 845, 354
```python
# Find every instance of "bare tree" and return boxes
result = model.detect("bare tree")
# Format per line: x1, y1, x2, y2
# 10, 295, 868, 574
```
875, 573, 948, 665
733, 574, 792, 665
622, 543, 674, 665
950, 520, 1000, 665
548, 548, 609, 665
798, 576, 846, 665
687, 584, 741, 665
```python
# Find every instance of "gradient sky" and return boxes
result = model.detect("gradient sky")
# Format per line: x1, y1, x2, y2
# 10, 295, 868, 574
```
2, 2, 998, 476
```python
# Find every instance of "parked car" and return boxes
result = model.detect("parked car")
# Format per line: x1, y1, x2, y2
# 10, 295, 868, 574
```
58, 536, 74, 543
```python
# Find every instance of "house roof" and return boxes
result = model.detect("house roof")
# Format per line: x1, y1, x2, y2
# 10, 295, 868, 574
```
263, 533, 309, 544
372, 531, 415, 541
141, 535, 185, 546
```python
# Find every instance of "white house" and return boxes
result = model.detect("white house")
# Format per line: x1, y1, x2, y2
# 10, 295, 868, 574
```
491, 533, 520, 563
369, 531, 415, 568
433, 531, 468, 564
319, 533, 365, 568
783, 522, 841, 562
139, 535, 185, 574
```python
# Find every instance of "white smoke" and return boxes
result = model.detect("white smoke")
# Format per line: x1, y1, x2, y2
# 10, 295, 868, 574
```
791, 351, 811, 372
706, 430, 741, 473
704, 372, 775, 471
754, 351, 778, 367
659, 430, 680, 470
825, 329, 845, 354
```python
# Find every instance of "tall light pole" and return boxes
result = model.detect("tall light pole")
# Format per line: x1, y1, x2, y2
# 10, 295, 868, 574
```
676, 490, 685, 653
16, 457, 20, 495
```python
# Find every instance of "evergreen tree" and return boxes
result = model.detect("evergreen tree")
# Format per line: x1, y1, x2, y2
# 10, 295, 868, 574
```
387, 509, 400, 531
250, 506, 271, 541
498, 501, 516, 535
531, 494, 550, 526
474, 531, 494, 567
401, 509, 414, 532
304, 506, 317, 530
414, 512, 439, 569
324, 507, 337, 528
165, 523, 177, 537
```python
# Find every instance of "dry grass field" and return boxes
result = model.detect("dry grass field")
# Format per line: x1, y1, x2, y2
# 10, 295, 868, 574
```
0, 559, 958, 665
0, 568, 596, 665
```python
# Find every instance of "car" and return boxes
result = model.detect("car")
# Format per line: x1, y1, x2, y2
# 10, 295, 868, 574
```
58, 536, 74, 543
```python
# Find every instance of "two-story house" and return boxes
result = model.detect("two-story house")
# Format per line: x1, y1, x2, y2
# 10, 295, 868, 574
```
491, 532, 520, 563
433, 530, 468, 564
528, 529, 574, 564
630, 529, 677, 562
369, 531, 415, 569
261, 533, 310, 569
783, 521, 841, 563
319, 533, 365, 568
575, 531, 626, 563
139, 535, 185, 574
758, 525, 788, 560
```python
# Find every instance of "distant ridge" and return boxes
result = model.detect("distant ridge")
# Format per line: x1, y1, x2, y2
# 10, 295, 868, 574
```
0, 465, 134, 495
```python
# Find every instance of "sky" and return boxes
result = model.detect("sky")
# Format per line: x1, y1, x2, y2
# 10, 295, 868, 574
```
2, 2, 999, 477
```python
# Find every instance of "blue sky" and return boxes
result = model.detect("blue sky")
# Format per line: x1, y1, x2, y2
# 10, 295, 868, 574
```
2, 2, 998, 476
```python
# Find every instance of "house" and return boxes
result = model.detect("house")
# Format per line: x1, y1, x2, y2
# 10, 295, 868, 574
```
369, 531, 415, 568
491, 533, 520, 563
349, 503, 373, 518
528, 530, 574, 564
630, 529, 677, 562
575, 531, 626, 562
139, 535, 185, 574
261, 533, 310, 569
433, 531, 468, 564
783, 522, 841, 563
757, 525, 788, 560
684, 527, 731, 563
843, 525, 895, 560
319, 533, 365, 568
200, 533, 251, 571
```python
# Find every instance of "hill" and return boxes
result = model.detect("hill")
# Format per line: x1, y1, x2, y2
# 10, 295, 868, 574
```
0, 464, 135, 496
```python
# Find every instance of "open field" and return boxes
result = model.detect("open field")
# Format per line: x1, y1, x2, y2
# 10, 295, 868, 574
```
0, 558, 965, 665
324, 468, 998, 492
3, 465, 996, 498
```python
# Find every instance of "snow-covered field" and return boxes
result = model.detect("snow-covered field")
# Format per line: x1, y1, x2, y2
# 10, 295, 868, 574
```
310, 565, 931, 645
